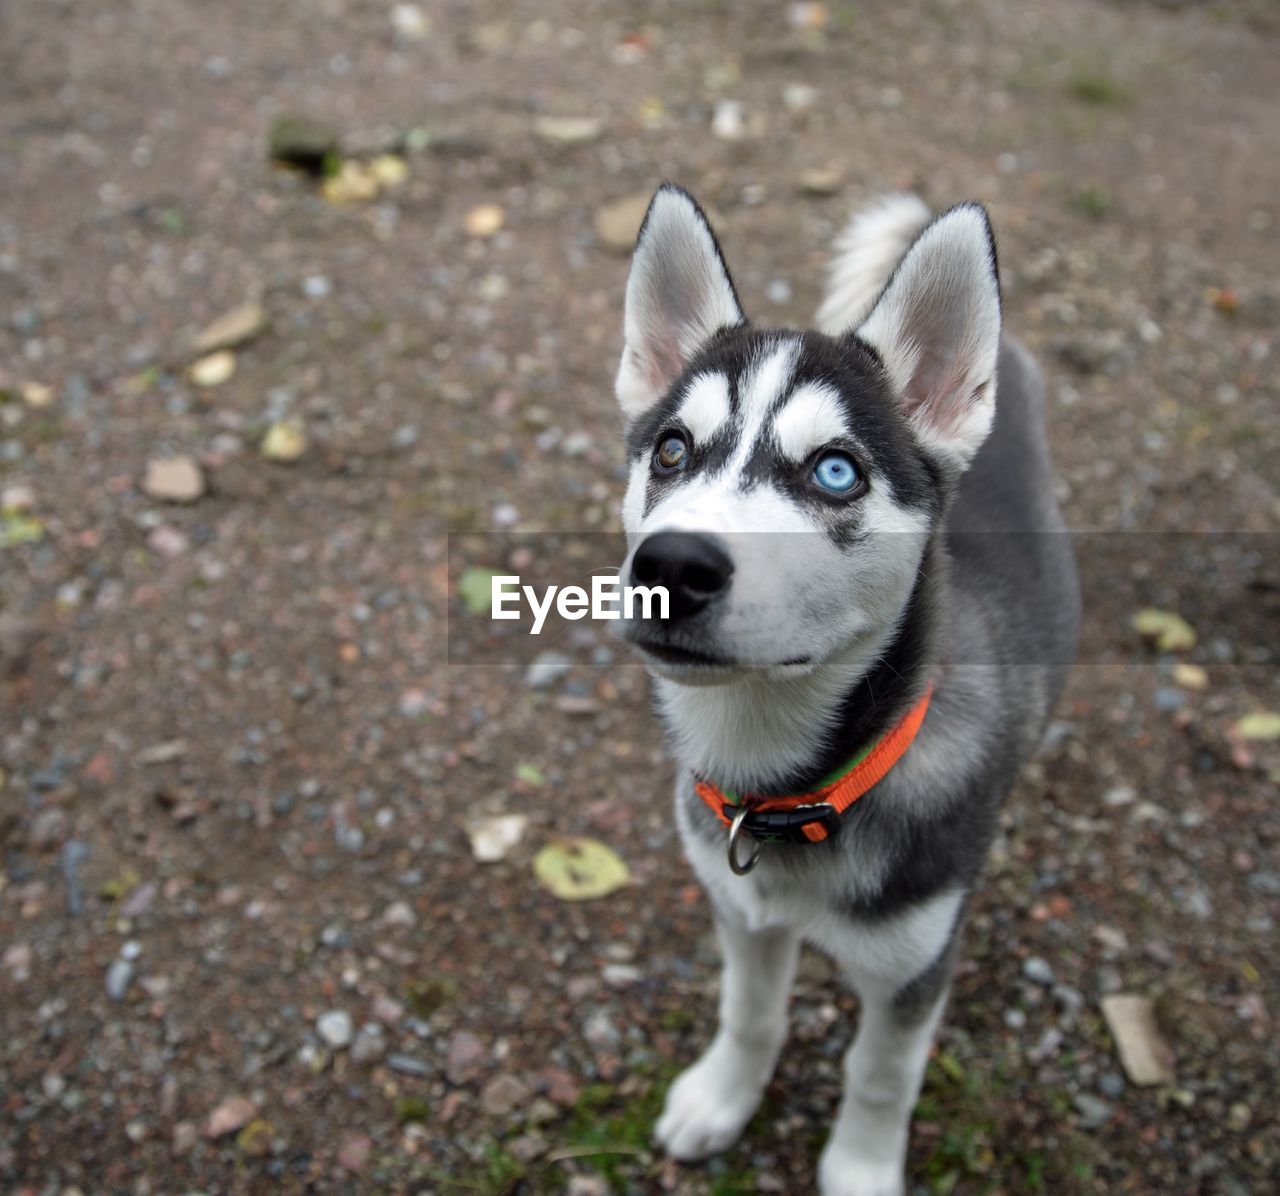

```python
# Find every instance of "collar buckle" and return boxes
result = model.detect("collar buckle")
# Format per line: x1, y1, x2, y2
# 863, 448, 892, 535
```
727, 801, 838, 875
742, 802, 838, 845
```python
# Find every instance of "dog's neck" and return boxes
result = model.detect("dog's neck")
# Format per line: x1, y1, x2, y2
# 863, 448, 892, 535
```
654, 539, 944, 795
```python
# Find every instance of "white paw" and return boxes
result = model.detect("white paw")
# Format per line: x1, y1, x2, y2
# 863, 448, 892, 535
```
817, 1143, 905, 1196
654, 1043, 769, 1161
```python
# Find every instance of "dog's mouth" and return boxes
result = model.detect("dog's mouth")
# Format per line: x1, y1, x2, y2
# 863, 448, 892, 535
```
632, 639, 731, 668
630, 636, 811, 671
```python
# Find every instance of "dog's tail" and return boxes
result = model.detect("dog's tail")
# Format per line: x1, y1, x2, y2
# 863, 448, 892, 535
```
815, 193, 932, 336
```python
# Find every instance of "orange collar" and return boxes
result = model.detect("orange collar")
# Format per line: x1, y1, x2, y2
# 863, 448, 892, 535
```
694, 683, 934, 849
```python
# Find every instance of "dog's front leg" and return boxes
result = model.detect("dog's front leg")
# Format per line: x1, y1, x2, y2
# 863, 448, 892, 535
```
655, 911, 799, 1161
817, 971, 949, 1196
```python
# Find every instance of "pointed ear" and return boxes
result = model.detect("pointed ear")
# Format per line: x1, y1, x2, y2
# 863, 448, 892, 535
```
856, 204, 1002, 468
615, 185, 746, 418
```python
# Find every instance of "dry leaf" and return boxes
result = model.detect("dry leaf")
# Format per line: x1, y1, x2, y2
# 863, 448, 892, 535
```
190, 350, 236, 388
193, 301, 267, 355
534, 116, 604, 145
370, 154, 409, 188
1235, 711, 1280, 741
464, 204, 505, 238
323, 161, 379, 204
1172, 662, 1208, 691
533, 837, 629, 901
467, 813, 529, 863
593, 192, 651, 252
458, 568, 503, 615
260, 419, 308, 463
1132, 608, 1196, 653
21, 381, 55, 408
1101, 994, 1175, 1086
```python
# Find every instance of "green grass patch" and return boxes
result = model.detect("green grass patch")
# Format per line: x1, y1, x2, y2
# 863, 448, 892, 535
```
406, 973, 456, 1019
1067, 70, 1132, 107
913, 1050, 1097, 1194
1069, 185, 1112, 220
395, 1095, 430, 1126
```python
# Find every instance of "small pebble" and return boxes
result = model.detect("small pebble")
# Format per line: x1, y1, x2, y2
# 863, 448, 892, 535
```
1073, 1092, 1114, 1129
526, 651, 572, 690
1022, 956, 1055, 986
351, 1024, 386, 1065
602, 963, 642, 990
105, 959, 134, 1001
388, 1052, 431, 1077
317, 1009, 354, 1049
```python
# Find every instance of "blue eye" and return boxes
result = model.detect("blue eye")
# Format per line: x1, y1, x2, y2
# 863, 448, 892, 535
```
812, 452, 860, 494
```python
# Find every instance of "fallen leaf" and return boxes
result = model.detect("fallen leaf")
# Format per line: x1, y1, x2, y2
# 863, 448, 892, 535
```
1172, 662, 1208, 691
260, 419, 307, 463
593, 192, 651, 252
637, 96, 666, 128
464, 203, 505, 238
796, 166, 843, 196
467, 813, 529, 863
136, 739, 188, 766
458, 567, 503, 615
1101, 994, 1175, 1086
236, 1119, 275, 1157
1235, 711, 1280, 741
370, 154, 409, 188
1132, 608, 1196, 653
1207, 287, 1238, 317
21, 381, 55, 408
323, 160, 379, 204
193, 301, 267, 355
0, 511, 44, 549
533, 115, 604, 145
190, 350, 236, 388
533, 837, 630, 901
514, 762, 545, 786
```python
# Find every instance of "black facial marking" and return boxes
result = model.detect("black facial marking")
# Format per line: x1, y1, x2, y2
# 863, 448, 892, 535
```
626, 326, 947, 534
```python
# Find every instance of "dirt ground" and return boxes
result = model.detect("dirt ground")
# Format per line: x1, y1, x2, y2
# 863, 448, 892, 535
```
2, 1, 1278, 1193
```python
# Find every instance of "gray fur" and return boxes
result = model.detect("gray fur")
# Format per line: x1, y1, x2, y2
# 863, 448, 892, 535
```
616, 185, 1079, 1195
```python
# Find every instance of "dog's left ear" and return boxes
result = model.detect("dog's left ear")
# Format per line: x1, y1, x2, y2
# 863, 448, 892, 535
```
615, 185, 746, 418
856, 204, 1002, 468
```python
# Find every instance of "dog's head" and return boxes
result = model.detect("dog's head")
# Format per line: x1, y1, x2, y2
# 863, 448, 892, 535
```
614, 185, 1001, 685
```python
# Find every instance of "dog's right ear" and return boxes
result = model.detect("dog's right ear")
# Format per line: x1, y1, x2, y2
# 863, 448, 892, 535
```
615, 185, 745, 418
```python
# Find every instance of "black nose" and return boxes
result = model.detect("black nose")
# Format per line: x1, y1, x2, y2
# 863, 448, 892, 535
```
629, 532, 734, 620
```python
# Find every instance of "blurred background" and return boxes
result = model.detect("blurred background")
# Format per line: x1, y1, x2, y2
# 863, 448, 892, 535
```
1, 1, 1277, 1192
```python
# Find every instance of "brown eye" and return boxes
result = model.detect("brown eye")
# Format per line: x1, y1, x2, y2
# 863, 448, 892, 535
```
654, 432, 689, 472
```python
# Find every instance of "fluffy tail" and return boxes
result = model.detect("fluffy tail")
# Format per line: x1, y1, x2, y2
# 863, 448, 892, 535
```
814, 194, 932, 336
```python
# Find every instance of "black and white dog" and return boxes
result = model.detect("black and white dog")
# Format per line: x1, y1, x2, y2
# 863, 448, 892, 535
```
613, 186, 1079, 1195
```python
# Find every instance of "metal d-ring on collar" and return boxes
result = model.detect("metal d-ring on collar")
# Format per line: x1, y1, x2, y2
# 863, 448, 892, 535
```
727, 806, 762, 875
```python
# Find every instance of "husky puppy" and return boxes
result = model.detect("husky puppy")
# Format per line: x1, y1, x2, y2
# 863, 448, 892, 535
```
613, 185, 1079, 1195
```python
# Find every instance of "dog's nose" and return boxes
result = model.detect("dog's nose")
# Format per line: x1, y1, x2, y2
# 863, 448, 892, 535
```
629, 531, 734, 620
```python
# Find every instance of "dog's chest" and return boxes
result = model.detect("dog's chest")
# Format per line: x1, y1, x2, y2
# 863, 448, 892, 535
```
675, 795, 962, 983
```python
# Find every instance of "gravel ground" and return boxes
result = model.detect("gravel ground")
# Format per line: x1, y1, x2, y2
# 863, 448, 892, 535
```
2, 1, 1278, 1193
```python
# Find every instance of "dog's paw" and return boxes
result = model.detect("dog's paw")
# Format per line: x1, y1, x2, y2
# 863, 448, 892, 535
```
654, 1046, 767, 1161
816, 1143, 904, 1196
